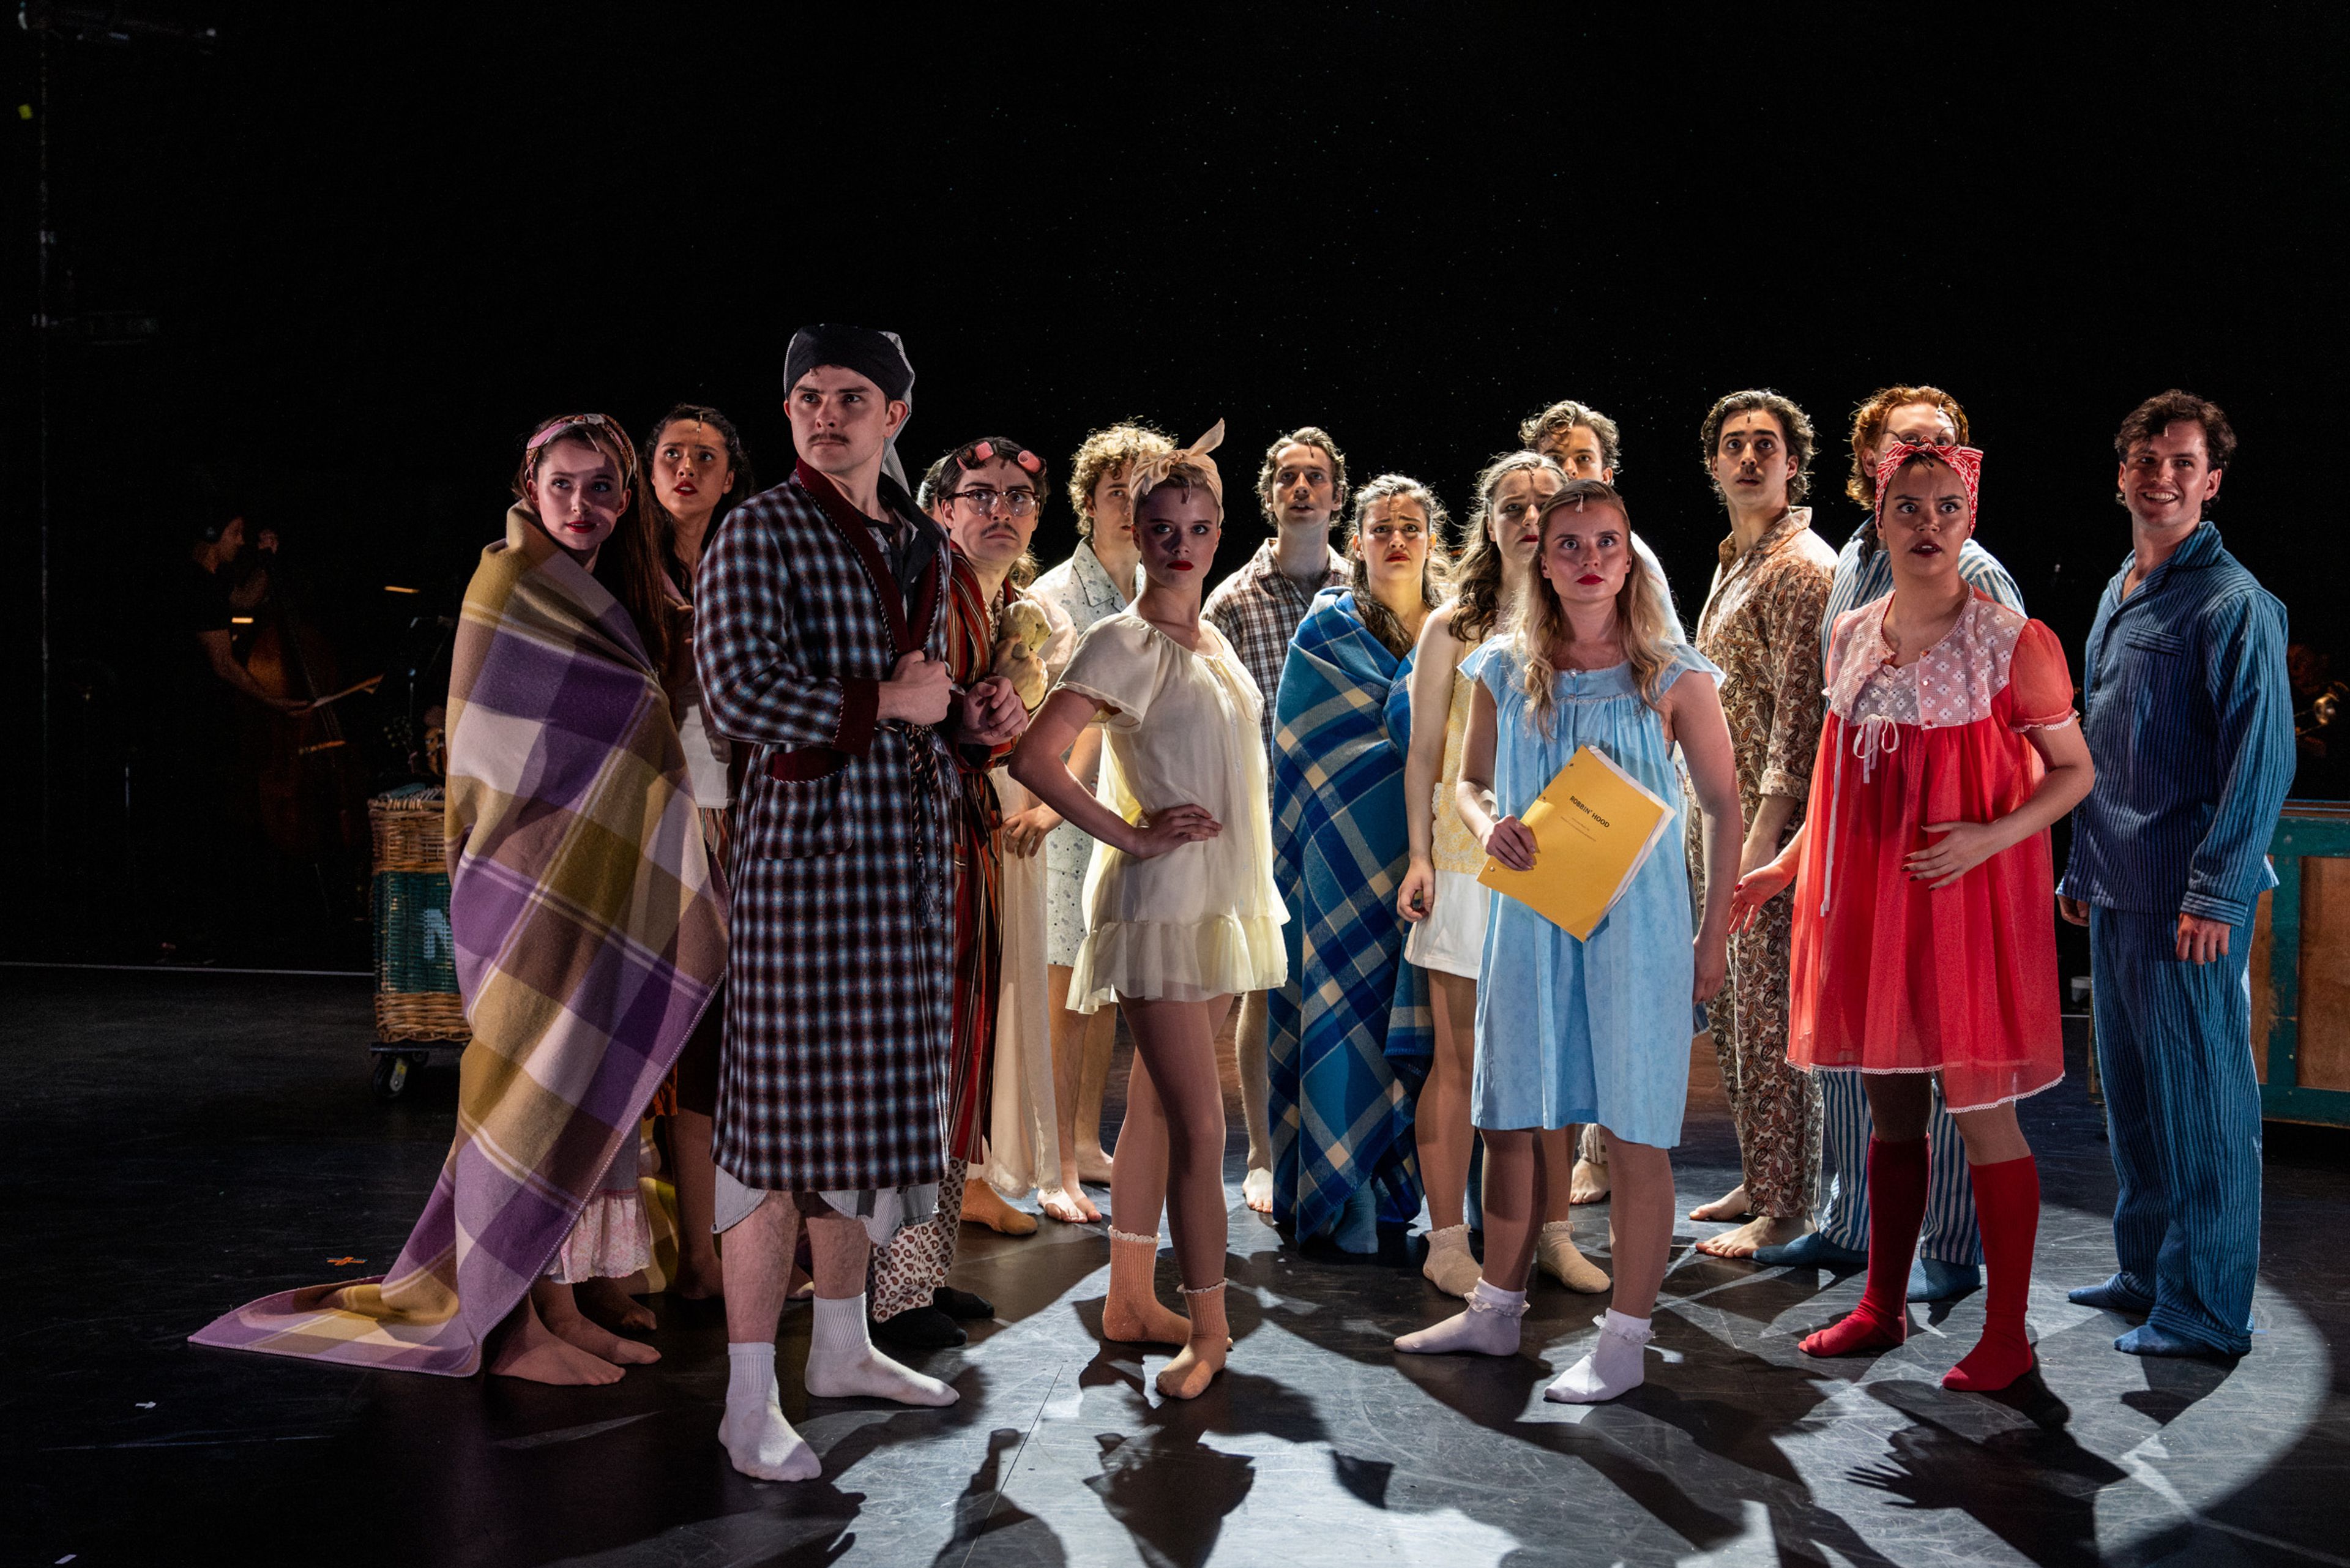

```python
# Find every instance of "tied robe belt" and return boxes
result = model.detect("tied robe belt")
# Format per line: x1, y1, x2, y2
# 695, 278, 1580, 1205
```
763, 722, 949, 787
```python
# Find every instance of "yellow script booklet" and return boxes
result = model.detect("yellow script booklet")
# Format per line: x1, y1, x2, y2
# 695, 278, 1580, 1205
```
1477, 744, 1675, 941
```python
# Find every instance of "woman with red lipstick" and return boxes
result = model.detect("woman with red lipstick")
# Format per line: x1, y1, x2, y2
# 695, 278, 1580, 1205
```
1395, 480, 1740, 1405
1266, 474, 1449, 1256
637, 404, 755, 1304
1011, 420, 1285, 1400
1731, 444, 2092, 1393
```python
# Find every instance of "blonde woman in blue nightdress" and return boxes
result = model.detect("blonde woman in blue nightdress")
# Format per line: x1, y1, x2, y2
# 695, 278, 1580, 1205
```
1393, 480, 1743, 1404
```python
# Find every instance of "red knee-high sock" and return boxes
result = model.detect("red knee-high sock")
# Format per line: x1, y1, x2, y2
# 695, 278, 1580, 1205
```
1800, 1137, 1928, 1357
1943, 1154, 2039, 1392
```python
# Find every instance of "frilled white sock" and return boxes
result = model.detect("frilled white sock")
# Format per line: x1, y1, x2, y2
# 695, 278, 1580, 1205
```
1394, 1278, 1527, 1356
804, 1291, 958, 1406
1544, 1310, 1653, 1403
719, 1342, 819, 1480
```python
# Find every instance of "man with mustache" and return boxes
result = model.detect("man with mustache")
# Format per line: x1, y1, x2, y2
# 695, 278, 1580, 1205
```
1204, 427, 1352, 1219
2061, 389, 2291, 1361
1754, 386, 2023, 1302
695, 323, 1027, 1480
1686, 390, 1837, 1260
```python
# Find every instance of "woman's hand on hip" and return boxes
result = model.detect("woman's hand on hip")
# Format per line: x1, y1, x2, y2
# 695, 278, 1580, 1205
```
1125, 803, 1220, 859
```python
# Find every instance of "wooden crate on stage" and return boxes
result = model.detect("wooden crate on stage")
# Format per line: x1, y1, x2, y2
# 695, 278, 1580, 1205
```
2251, 801, 2350, 1126
370, 785, 471, 1047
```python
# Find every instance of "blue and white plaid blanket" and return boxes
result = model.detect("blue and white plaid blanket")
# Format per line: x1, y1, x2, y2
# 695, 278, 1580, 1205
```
1269, 589, 1431, 1237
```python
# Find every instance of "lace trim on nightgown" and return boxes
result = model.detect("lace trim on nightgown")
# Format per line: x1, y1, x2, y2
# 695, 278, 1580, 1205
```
1827, 595, 2026, 734
1790, 1057, 2068, 1113
1816, 595, 2070, 917
547, 1189, 652, 1283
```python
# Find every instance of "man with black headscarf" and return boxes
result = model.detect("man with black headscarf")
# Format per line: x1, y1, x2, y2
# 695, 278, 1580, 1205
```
696, 324, 1027, 1481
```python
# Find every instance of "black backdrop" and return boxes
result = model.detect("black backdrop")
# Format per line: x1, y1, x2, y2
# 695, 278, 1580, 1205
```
3, 6, 2343, 960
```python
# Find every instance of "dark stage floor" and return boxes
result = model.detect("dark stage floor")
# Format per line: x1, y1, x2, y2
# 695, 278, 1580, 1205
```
9, 969, 2350, 1567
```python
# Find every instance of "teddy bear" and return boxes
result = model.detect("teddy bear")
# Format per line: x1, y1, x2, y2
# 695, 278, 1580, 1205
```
991, 597, 1053, 710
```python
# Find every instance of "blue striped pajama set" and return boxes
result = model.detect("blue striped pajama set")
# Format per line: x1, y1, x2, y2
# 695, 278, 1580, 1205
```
2061, 522, 2292, 1355
1810, 528, 2024, 1265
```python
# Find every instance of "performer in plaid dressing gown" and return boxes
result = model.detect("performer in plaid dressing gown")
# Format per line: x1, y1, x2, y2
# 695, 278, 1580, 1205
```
696, 325, 1029, 1484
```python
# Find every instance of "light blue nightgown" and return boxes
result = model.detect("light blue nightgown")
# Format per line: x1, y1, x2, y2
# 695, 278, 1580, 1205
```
1469, 640, 1721, 1149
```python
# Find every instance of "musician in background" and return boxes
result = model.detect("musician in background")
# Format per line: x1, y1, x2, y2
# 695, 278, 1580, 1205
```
177, 508, 305, 714
143, 506, 272, 958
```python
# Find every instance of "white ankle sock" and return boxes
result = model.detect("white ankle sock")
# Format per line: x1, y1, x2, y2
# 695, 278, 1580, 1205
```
718, 1342, 819, 1480
1543, 1310, 1653, 1403
1394, 1278, 1526, 1357
804, 1291, 958, 1407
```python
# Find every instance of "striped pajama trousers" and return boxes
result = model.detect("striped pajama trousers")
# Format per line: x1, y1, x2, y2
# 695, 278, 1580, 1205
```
2089, 906, 2261, 1354
1813, 1072, 1982, 1264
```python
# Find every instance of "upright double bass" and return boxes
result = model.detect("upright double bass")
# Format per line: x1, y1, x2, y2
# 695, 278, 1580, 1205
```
236, 542, 377, 907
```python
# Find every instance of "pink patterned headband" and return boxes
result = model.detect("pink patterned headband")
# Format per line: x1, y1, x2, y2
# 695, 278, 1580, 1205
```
527, 412, 625, 450
1874, 441, 1982, 525
524, 413, 637, 485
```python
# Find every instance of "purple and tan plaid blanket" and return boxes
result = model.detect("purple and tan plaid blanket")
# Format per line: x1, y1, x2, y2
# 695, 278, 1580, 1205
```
190, 506, 726, 1376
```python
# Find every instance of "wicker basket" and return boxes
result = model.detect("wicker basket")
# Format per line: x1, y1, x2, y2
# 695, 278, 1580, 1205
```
370, 785, 471, 1044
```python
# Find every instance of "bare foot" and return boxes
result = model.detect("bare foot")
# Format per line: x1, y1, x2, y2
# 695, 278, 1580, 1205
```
1695, 1213, 1807, 1259
488, 1297, 624, 1385
1077, 1145, 1116, 1187
1103, 1291, 1193, 1348
1242, 1167, 1274, 1215
1689, 1182, 1750, 1223
1040, 1185, 1099, 1223
539, 1282, 661, 1365
1570, 1157, 1611, 1205
961, 1179, 1039, 1236
577, 1275, 656, 1332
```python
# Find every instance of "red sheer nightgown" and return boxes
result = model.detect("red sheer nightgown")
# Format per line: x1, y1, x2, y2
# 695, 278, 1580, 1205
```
1788, 591, 2077, 1111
